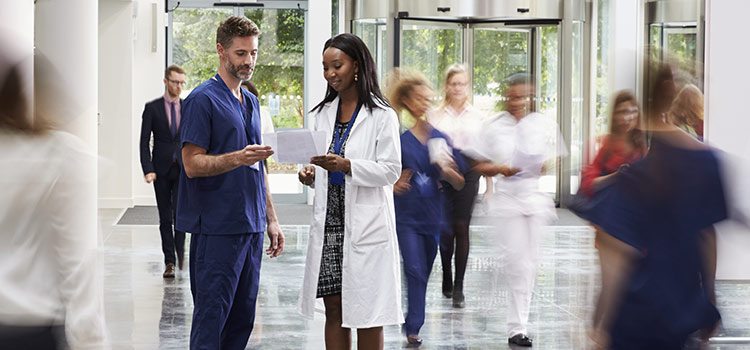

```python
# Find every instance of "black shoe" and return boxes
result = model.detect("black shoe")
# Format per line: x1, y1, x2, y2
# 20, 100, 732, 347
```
452, 289, 465, 308
177, 253, 185, 270
442, 278, 453, 298
508, 334, 532, 347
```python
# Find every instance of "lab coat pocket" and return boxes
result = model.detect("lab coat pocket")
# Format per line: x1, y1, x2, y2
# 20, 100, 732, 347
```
351, 204, 389, 247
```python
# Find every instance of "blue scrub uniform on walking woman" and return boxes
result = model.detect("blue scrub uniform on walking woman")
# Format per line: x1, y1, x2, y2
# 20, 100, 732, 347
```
395, 128, 466, 338
389, 71, 466, 346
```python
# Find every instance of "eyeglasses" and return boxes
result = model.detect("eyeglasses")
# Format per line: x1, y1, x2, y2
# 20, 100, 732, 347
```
167, 79, 186, 87
614, 108, 639, 116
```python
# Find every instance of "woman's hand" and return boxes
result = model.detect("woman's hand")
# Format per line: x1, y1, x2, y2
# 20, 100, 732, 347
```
310, 154, 351, 174
298, 165, 315, 186
440, 161, 465, 190
394, 169, 413, 195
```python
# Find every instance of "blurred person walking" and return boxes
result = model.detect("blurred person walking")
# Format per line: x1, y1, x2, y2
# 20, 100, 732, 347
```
469, 73, 566, 347
583, 64, 727, 349
176, 16, 285, 350
0, 54, 108, 348
669, 83, 704, 140
572, 90, 647, 331
389, 69, 465, 346
139, 64, 187, 278
427, 64, 484, 308
297, 33, 403, 350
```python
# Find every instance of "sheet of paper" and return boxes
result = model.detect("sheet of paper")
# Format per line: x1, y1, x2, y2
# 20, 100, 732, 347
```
263, 129, 328, 164
509, 149, 545, 177
427, 138, 452, 165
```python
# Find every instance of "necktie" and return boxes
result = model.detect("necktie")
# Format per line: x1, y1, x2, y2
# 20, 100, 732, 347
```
170, 102, 177, 137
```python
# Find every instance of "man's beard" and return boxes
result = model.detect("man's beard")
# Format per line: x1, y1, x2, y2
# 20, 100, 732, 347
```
226, 59, 252, 81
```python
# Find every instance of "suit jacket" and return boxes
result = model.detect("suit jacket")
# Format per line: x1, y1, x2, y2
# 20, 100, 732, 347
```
140, 97, 182, 176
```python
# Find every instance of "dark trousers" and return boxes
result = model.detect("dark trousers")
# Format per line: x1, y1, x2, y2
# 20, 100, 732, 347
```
189, 232, 264, 350
153, 162, 185, 265
0, 325, 66, 350
397, 224, 439, 336
439, 170, 480, 288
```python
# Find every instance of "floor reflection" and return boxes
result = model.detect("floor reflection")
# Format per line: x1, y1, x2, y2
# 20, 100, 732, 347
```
99, 209, 750, 349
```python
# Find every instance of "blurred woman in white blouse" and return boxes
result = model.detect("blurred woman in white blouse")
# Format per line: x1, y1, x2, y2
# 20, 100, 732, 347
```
0, 51, 108, 349
426, 64, 484, 308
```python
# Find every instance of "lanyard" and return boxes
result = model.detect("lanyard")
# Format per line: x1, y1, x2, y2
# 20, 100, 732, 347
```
329, 101, 362, 185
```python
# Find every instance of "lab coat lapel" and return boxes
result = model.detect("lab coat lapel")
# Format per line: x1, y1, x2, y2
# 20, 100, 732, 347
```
349, 103, 367, 135
325, 96, 339, 134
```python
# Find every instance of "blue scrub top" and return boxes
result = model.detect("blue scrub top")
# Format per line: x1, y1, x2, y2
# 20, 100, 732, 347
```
176, 74, 267, 235
394, 128, 467, 233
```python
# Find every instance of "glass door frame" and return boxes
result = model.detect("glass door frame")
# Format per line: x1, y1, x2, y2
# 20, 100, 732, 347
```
393, 16, 568, 204
352, 18, 389, 87
166, 0, 311, 203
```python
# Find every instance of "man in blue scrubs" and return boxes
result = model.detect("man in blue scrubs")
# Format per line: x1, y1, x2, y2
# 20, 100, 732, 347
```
176, 16, 285, 350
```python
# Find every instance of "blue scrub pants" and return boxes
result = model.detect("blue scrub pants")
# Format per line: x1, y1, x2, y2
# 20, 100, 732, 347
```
397, 224, 439, 336
189, 232, 263, 350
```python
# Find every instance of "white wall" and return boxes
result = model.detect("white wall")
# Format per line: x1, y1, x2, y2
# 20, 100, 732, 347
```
131, 0, 166, 206
705, 0, 750, 280
99, 0, 135, 208
610, 0, 639, 92
98, 0, 165, 208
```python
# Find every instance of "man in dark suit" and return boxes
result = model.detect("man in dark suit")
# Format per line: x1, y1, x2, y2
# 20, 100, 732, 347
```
140, 65, 187, 278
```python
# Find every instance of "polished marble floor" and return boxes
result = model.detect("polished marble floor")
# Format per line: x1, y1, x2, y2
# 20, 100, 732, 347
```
100, 208, 750, 349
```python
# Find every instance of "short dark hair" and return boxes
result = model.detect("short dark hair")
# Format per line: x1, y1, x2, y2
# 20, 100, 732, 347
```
311, 33, 389, 113
216, 16, 261, 49
164, 64, 185, 79
504, 72, 534, 88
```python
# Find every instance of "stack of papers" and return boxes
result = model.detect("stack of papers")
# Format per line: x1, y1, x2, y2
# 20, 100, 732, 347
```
263, 129, 328, 164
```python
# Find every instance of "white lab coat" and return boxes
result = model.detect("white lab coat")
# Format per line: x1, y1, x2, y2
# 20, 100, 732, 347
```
468, 111, 565, 219
298, 96, 405, 328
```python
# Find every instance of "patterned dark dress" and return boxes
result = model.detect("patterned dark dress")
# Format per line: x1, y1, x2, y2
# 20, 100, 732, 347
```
316, 120, 350, 297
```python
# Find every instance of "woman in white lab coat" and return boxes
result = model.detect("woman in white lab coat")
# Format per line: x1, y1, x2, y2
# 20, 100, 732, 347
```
297, 33, 403, 350
470, 73, 565, 348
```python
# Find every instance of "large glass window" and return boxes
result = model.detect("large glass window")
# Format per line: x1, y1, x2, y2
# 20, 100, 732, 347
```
472, 27, 530, 114
244, 8, 305, 131
594, 0, 611, 140
569, 21, 584, 195
353, 19, 387, 86
172, 8, 233, 91
399, 21, 463, 90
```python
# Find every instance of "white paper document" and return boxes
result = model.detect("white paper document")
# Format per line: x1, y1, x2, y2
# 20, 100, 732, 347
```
263, 129, 328, 164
